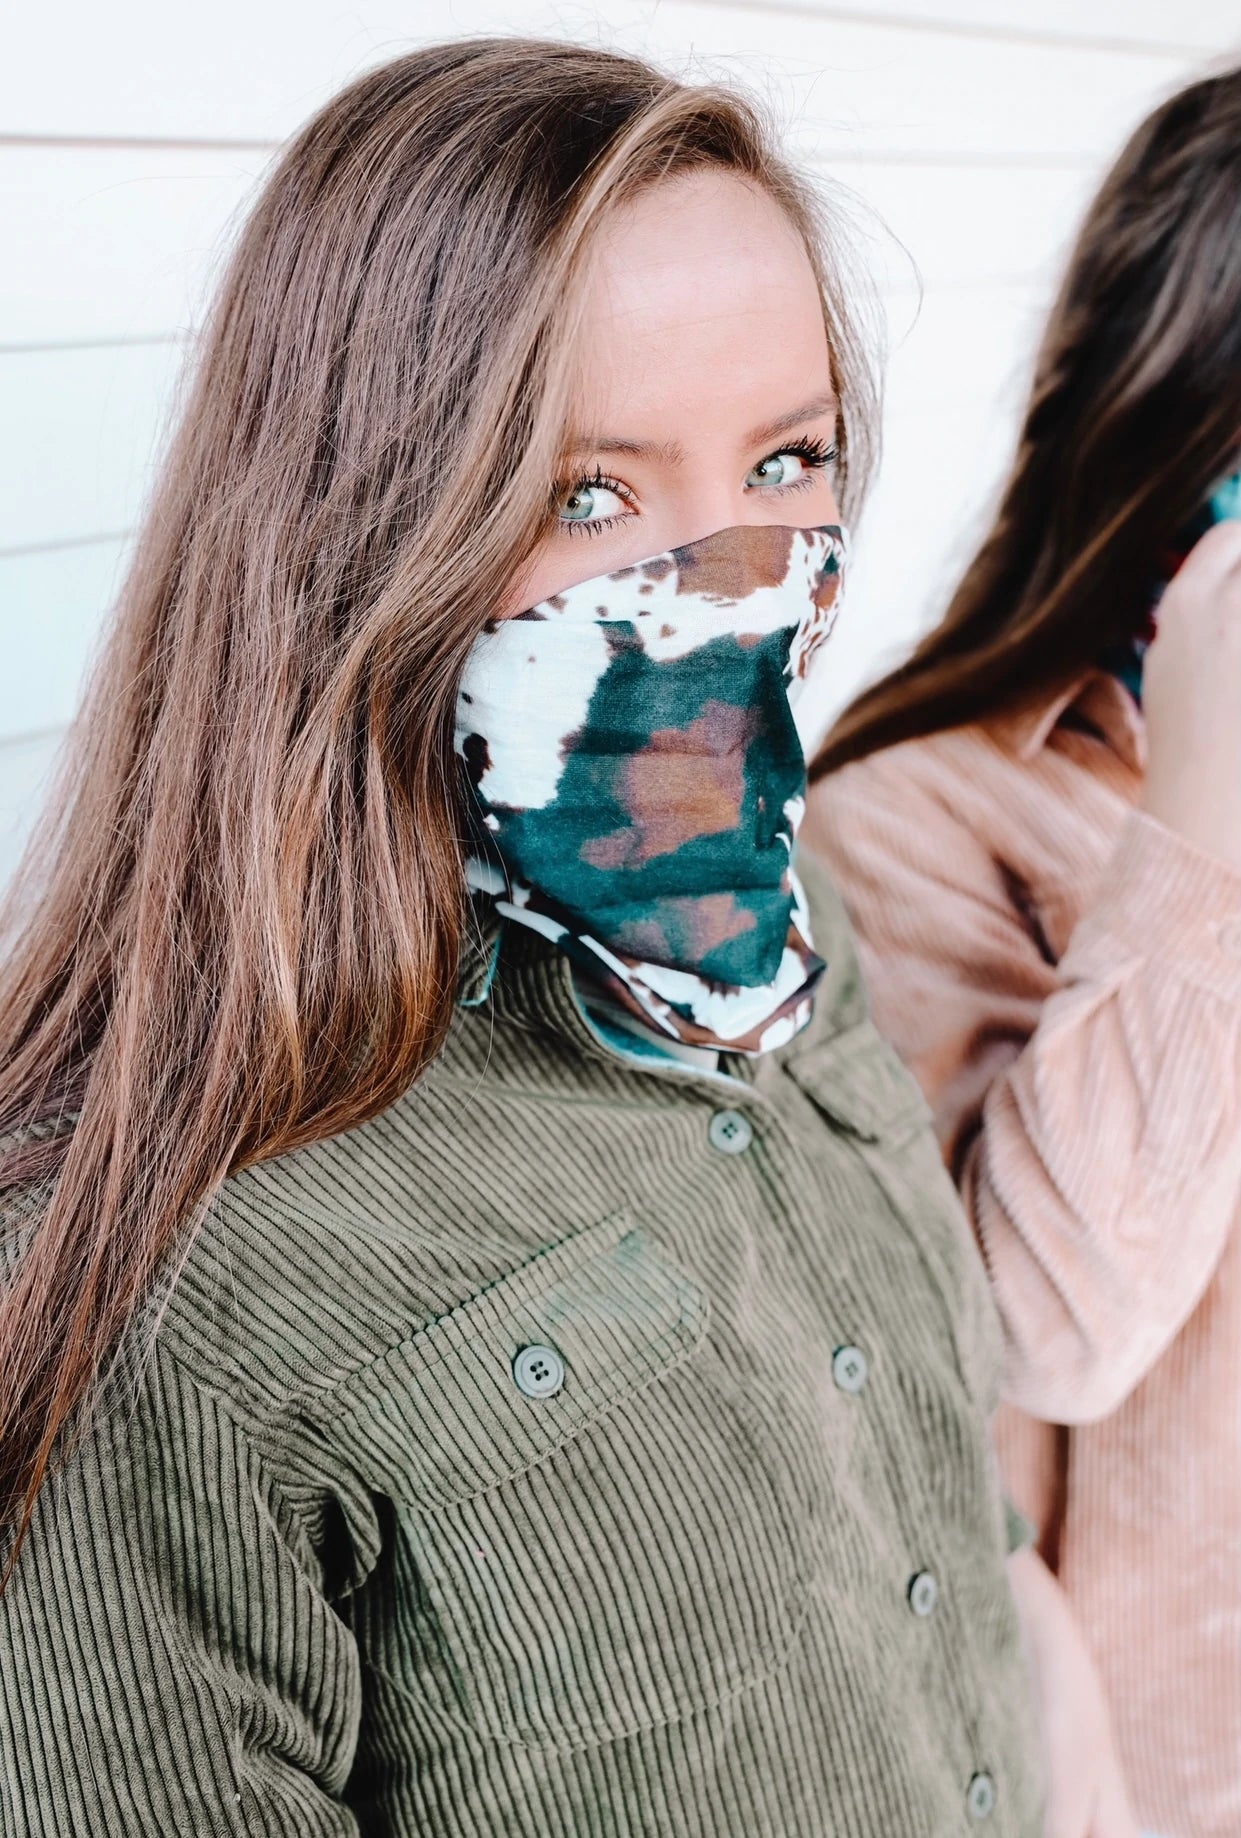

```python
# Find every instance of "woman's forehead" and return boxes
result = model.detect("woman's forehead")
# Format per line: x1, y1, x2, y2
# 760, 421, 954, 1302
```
571, 172, 832, 452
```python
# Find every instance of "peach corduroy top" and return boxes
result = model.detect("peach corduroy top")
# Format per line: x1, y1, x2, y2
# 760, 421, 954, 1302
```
806, 670, 1241, 1838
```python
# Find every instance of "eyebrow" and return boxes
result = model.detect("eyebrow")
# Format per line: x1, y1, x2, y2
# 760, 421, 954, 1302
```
563, 392, 839, 465
744, 393, 840, 452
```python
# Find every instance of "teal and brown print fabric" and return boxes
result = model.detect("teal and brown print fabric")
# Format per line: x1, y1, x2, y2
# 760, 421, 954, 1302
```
455, 521, 847, 1054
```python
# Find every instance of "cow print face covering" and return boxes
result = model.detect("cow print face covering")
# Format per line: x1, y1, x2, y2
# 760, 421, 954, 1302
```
455, 521, 847, 1055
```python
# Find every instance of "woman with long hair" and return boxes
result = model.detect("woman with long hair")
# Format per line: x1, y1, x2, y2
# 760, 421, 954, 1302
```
0, 38, 1132, 1834
809, 67, 1241, 1838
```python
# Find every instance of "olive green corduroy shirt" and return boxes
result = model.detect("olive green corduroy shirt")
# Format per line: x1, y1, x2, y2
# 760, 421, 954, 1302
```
0, 857, 1042, 1836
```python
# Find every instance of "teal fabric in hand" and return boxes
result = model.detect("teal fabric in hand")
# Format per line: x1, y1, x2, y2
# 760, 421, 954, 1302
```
1105, 467, 1241, 704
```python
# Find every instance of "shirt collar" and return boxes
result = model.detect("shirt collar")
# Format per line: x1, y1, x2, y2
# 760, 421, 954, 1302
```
457, 901, 504, 1008
453, 907, 756, 1096
989, 668, 1145, 774
450, 850, 868, 1094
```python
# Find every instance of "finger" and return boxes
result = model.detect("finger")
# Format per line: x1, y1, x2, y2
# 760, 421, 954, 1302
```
1150, 520, 1241, 644
1176, 517, 1241, 587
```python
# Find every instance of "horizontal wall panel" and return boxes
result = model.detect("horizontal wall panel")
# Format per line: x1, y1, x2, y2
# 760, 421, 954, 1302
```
1, 136, 1097, 363
795, 0, 1241, 53
1, 137, 1090, 362
0, 145, 265, 348
880, 277, 1047, 419
4, 0, 1196, 161
0, 538, 131, 742
800, 391, 1020, 743
830, 159, 1096, 294
0, 341, 184, 550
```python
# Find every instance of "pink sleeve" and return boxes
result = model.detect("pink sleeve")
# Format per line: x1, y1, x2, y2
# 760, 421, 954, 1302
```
807, 764, 1241, 1423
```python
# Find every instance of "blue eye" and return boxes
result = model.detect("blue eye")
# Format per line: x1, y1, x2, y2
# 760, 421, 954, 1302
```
746, 452, 810, 488
745, 437, 839, 491
557, 468, 634, 532
558, 481, 625, 525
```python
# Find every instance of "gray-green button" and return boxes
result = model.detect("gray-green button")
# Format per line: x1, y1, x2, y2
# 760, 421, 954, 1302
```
708, 1109, 753, 1155
908, 1570, 939, 1617
832, 1345, 869, 1395
966, 1772, 997, 1820
512, 1344, 565, 1400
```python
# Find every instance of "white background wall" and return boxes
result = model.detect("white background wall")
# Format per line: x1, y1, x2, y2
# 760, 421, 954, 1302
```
4, 0, 1240, 885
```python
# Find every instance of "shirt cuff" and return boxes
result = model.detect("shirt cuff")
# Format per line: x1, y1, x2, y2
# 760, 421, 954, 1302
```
1063, 808, 1241, 1004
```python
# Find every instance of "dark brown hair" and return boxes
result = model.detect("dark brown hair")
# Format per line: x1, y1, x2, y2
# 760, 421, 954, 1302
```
814, 64, 1241, 777
0, 37, 875, 1560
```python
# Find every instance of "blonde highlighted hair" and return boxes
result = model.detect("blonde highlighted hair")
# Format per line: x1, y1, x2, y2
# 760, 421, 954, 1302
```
0, 35, 876, 1562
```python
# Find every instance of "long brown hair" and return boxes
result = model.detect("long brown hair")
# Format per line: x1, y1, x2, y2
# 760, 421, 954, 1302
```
815, 64, 1241, 777
0, 38, 875, 1556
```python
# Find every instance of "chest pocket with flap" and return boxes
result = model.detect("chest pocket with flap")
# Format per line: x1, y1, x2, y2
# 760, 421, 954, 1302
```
330, 1209, 813, 1751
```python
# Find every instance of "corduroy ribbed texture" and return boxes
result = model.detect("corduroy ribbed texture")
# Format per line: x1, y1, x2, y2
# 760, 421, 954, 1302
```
807, 670, 1241, 1838
0, 855, 1041, 1836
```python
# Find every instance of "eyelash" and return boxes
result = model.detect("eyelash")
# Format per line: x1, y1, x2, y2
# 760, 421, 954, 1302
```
775, 434, 840, 472
556, 466, 633, 539
555, 436, 840, 539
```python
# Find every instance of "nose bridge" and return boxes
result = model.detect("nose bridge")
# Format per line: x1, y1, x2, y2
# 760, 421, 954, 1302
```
659, 475, 839, 552
657, 491, 752, 555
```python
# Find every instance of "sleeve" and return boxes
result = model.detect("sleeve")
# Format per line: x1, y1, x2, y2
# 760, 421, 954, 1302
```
808, 761, 1241, 1424
0, 1347, 366, 1836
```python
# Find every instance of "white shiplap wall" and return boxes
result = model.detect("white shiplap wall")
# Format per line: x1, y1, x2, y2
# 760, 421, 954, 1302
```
4, 0, 1240, 884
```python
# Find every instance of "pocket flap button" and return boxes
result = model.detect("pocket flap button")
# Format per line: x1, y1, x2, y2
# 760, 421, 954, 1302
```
512, 1343, 566, 1400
